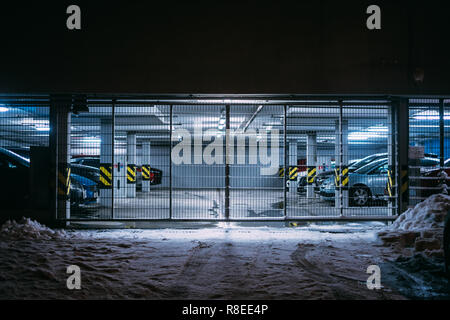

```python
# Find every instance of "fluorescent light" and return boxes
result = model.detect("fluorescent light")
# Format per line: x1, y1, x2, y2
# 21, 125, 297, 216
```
413, 110, 450, 120
0, 106, 8, 112
367, 126, 388, 132
35, 127, 50, 131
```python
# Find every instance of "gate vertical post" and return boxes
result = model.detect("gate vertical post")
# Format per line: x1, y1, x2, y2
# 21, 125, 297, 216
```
397, 99, 409, 214
126, 132, 137, 198
388, 101, 396, 216
169, 105, 173, 220
225, 104, 231, 220
439, 99, 445, 168
111, 100, 115, 218
100, 118, 113, 210
306, 133, 317, 199
142, 141, 151, 193
49, 95, 72, 224
283, 105, 287, 218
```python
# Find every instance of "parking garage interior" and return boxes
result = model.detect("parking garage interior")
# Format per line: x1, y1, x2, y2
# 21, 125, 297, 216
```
0, 96, 449, 225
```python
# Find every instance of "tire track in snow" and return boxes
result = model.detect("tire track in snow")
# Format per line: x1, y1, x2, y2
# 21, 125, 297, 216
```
166, 241, 216, 298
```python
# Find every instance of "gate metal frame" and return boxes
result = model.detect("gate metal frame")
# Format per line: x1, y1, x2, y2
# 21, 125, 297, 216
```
3, 93, 449, 223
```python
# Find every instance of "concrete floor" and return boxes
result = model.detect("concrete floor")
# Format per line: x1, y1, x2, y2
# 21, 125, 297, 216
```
71, 189, 392, 220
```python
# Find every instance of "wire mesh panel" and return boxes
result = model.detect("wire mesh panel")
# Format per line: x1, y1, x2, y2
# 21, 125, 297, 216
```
0, 103, 50, 212
409, 99, 448, 206
113, 105, 171, 219
171, 105, 225, 219
229, 105, 284, 220
342, 102, 392, 217
70, 105, 112, 219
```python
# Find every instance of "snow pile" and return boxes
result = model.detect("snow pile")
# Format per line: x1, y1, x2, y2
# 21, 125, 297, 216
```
378, 194, 450, 258
0, 217, 67, 240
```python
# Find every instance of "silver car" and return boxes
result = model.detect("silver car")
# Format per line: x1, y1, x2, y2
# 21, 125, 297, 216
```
319, 158, 389, 206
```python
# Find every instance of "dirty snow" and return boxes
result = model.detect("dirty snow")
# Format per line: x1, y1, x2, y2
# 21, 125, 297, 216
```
0, 218, 412, 300
0, 217, 68, 240
390, 194, 450, 231
378, 194, 450, 258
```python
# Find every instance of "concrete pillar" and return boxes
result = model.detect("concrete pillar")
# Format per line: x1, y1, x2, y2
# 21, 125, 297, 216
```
335, 120, 349, 209
50, 98, 71, 222
342, 120, 349, 208
289, 140, 298, 193
335, 120, 341, 209
127, 133, 137, 198
100, 118, 113, 208
397, 99, 409, 214
142, 141, 151, 193
306, 133, 317, 199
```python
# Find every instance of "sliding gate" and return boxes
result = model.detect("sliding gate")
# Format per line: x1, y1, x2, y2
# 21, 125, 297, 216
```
66, 99, 399, 221
0, 96, 412, 222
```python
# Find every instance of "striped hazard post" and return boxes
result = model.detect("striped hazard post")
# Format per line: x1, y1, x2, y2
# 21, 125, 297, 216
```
386, 165, 394, 198
341, 166, 349, 190
289, 166, 298, 181
278, 167, 285, 178
127, 164, 137, 184
400, 165, 409, 202
307, 166, 317, 184
334, 167, 341, 188
58, 164, 71, 199
99, 163, 112, 189
142, 165, 151, 181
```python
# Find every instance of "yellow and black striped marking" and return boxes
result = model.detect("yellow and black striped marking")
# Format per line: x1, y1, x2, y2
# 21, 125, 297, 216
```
99, 163, 112, 189
142, 165, 151, 181
307, 166, 317, 184
386, 166, 394, 197
289, 166, 298, 181
278, 167, 285, 178
334, 167, 341, 188
341, 166, 349, 190
127, 164, 137, 184
58, 164, 71, 199
400, 165, 408, 201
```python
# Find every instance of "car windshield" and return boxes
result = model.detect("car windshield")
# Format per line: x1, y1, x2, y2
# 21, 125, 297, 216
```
354, 158, 387, 175
0, 148, 30, 167
349, 153, 385, 170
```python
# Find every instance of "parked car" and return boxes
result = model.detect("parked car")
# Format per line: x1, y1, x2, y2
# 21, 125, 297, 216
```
71, 173, 98, 202
297, 176, 307, 194
0, 147, 98, 208
71, 163, 100, 184
72, 156, 163, 186
320, 158, 389, 206
70, 174, 86, 207
320, 156, 442, 206
0, 148, 31, 209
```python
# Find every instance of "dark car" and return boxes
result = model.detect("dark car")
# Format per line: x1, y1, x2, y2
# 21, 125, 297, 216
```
72, 156, 163, 186
71, 163, 100, 184
0, 148, 98, 209
70, 174, 86, 207
0, 148, 31, 209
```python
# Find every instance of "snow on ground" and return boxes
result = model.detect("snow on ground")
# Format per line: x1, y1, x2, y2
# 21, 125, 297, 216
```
0, 218, 411, 300
378, 194, 450, 258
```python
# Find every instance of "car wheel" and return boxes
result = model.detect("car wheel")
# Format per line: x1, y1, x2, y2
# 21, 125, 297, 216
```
350, 186, 370, 206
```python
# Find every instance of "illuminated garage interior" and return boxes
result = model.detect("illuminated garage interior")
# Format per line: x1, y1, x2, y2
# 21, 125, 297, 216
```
0, 95, 449, 224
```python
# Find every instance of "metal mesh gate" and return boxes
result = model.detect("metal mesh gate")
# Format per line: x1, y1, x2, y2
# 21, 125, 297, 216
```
2, 95, 448, 222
